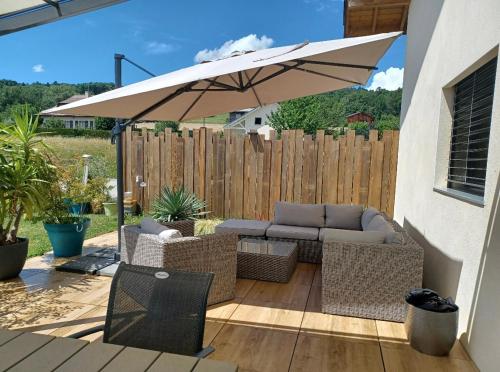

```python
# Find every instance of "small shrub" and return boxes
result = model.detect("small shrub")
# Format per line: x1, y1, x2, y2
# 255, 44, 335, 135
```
36, 128, 111, 139
151, 187, 208, 222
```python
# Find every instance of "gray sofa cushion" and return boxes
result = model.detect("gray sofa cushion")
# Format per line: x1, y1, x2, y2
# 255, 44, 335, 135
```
320, 228, 386, 244
266, 224, 319, 241
325, 204, 363, 230
215, 219, 272, 236
274, 202, 324, 228
364, 215, 399, 243
361, 207, 381, 230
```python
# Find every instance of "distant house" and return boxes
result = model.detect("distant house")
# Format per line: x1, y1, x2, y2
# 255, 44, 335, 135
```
228, 108, 253, 123
42, 91, 96, 129
224, 104, 278, 139
346, 112, 374, 124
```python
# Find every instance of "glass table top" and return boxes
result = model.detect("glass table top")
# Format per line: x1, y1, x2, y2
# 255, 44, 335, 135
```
237, 238, 297, 257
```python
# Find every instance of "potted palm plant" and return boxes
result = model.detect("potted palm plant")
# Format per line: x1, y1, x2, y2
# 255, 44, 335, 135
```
0, 109, 55, 280
150, 187, 207, 236
42, 172, 91, 257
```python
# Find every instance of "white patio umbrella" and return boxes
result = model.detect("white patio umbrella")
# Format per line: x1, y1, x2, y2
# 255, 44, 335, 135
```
43, 31, 401, 122
42, 31, 401, 256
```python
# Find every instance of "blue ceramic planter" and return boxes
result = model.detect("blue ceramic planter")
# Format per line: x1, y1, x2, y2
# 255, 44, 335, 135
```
44, 218, 91, 257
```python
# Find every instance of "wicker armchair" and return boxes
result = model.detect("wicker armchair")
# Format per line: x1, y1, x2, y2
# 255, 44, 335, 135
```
321, 221, 424, 322
122, 225, 238, 305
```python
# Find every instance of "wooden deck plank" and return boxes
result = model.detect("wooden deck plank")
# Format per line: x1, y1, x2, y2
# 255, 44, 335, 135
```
9, 336, 88, 372
100, 346, 161, 372
194, 358, 238, 372
289, 333, 385, 372
0, 328, 21, 346
0, 332, 54, 371
55, 342, 124, 372
147, 352, 199, 372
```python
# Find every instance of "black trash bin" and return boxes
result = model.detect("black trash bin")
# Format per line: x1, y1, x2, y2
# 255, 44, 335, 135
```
405, 288, 459, 356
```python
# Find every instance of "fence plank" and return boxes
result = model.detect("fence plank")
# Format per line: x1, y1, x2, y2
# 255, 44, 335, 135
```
351, 135, 364, 205
337, 136, 346, 203
380, 130, 393, 215
293, 130, 304, 203
322, 136, 339, 204
224, 130, 232, 217
315, 130, 325, 204
125, 127, 132, 193
343, 130, 356, 204
205, 129, 213, 214
280, 131, 289, 200
368, 141, 384, 210
261, 139, 272, 220
359, 142, 372, 205
387, 130, 399, 218
173, 137, 184, 190
231, 134, 244, 218
301, 135, 316, 203
269, 139, 282, 220
255, 135, 265, 220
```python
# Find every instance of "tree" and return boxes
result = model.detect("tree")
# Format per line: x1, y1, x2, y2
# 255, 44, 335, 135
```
347, 121, 370, 137
375, 114, 400, 131
43, 117, 65, 128
268, 96, 344, 135
95, 117, 115, 130
154, 121, 179, 133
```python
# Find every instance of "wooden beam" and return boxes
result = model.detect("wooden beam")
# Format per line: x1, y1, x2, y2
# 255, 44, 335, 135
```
400, 5, 409, 30
371, 6, 379, 33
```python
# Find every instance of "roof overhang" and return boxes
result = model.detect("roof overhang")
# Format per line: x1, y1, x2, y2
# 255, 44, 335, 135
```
344, 0, 410, 37
0, 0, 127, 36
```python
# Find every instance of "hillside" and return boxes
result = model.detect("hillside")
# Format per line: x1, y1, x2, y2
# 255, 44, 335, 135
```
0, 80, 401, 126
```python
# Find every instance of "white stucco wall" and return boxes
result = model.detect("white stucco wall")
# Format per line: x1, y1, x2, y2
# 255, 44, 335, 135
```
395, 1, 500, 370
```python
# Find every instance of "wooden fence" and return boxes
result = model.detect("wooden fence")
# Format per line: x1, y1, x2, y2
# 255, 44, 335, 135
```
122, 128, 399, 219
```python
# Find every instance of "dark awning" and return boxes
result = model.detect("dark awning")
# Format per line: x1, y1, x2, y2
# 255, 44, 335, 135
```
0, 0, 126, 36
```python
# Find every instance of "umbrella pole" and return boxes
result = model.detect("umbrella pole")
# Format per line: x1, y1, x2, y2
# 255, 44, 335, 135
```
114, 54, 124, 259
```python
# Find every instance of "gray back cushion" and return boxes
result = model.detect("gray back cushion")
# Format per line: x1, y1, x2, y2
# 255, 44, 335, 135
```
274, 202, 324, 228
361, 207, 381, 230
325, 204, 363, 230
365, 214, 398, 243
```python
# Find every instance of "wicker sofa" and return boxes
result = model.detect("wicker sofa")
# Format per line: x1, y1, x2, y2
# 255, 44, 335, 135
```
321, 220, 424, 322
121, 225, 238, 306
215, 202, 424, 322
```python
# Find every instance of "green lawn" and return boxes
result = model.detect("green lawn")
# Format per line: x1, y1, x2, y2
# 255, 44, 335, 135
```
183, 113, 229, 124
19, 214, 141, 258
19, 215, 222, 258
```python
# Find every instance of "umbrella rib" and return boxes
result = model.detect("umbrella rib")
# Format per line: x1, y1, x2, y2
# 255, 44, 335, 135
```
119, 81, 198, 129
203, 79, 240, 91
293, 59, 378, 70
178, 80, 216, 122
277, 63, 363, 85
249, 62, 304, 88
245, 67, 264, 87
244, 71, 262, 107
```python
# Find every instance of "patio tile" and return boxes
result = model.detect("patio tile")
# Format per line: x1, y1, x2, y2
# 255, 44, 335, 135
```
0, 294, 96, 334
242, 266, 312, 307
289, 333, 384, 372
235, 279, 256, 299
229, 302, 304, 331
209, 323, 297, 372
376, 320, 472, 360
380, 343, 479, 372
301, 282, 377, 340
48, 305, 107, 339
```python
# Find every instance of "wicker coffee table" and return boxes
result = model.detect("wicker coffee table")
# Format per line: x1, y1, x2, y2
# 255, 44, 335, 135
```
237, 238, 298, 283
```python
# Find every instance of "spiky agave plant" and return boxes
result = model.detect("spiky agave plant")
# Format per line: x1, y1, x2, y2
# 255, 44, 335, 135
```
151, 187, 208, 222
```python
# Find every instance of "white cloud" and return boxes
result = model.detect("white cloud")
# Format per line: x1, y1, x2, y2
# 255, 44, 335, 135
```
145, 41, 174, 55
368, 67, 404, 91
32, 64, 45, 73
303, 0, 342, 12
194, 34, 274, 63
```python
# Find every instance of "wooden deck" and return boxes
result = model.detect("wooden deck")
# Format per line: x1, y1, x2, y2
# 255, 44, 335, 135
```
0, 232, 477, 372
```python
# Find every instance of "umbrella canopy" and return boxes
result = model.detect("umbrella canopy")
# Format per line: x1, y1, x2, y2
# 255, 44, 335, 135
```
43, 32, 401, 122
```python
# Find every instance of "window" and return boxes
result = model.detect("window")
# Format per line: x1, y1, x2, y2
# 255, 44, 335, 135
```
448, 57, 497, 197
254, 117, 262, 125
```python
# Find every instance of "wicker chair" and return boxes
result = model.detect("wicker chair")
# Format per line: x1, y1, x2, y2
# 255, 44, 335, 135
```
122, 225, 238, 305
321, 221, 424, 322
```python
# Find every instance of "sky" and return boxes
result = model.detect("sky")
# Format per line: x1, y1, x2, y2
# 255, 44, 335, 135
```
0, 0, 406, 90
